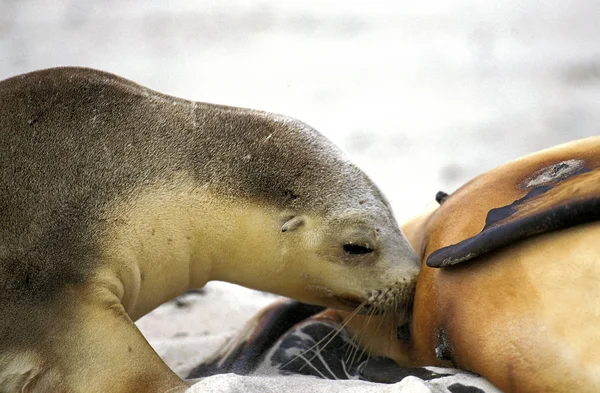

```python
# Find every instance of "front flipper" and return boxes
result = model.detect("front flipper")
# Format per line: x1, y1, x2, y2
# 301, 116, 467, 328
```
43, 287, 188, 393
266, 314, 367, 379
359, 357, 453, 383
187, 300, 366, 380
426, 139, 600, 267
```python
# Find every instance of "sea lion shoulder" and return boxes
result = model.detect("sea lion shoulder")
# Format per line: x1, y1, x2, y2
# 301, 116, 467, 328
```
424, 136, 600, 267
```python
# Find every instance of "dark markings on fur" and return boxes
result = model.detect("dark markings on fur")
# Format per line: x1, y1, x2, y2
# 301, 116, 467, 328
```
359, 357, 454, 383
396, 322, 411, 342
448, 383, 486, 393
427, 165, 599, 267
28, 111, 44, 126
187, 300, 324, 378
283, 189, 299, 202
483, 164, 590, 230
435, 328, 454, 362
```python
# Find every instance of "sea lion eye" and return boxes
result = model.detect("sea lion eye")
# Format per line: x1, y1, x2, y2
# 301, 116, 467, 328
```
343, 243, 374, 255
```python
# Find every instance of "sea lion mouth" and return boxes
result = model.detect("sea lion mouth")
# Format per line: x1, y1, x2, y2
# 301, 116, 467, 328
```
332, 295, 392, 315
331, 281, 417, 315
332, 294, 366, 311
305, 283, 370, 312
307, 281, 415, 315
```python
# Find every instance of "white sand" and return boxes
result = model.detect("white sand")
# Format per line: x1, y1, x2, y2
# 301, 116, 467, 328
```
186, 374, 441, 393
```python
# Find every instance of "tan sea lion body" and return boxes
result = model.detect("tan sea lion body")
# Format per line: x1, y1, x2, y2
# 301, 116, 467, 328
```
343, 137, 600, 392
0, 67, 419, 393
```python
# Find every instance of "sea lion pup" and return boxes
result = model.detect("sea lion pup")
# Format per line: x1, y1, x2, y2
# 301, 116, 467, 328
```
0, 67, 419, 393
194, 137, 600, 393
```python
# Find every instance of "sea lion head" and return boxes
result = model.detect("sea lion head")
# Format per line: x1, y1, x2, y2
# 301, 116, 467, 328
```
276, 184, 419, 315
225, 114, 421, 314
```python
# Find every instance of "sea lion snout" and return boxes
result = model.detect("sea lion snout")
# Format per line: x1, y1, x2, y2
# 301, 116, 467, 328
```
278, 206, 419, 314
322, 212, 420, 313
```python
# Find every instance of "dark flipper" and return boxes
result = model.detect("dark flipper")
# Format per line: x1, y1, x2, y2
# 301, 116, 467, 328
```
359, 357, 453, 383
268, 318, 367, 379
427, 153, 600, 267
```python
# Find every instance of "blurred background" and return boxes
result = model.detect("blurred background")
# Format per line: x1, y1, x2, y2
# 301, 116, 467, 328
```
3, 0, 599, 220
2, 0, 599, 376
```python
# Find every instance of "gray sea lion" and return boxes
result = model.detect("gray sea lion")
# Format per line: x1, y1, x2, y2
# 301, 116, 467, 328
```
0, 67, 419, 393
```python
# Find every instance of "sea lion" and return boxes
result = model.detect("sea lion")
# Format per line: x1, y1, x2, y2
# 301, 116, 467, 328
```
388, 136, 600, 393
0, 67, 420, 393
194, 137, 600, 393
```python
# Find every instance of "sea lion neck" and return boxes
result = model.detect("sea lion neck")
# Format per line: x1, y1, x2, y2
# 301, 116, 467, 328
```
187, 105, 361, 213
99, 182, 285, 319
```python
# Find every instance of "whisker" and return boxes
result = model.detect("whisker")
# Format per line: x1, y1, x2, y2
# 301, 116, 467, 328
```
301, 301, 368, 369
344, 308, 367, 363
340, 356, 354, 380
365, 311, 380, 362
280, 300, 368, 373
347, 306, 377, 367
294, 353, 329, 379
354, 288, 396, 366
309, 347, 340, 380
358, 306, 373, 359
344, 303, 375, 367
392, 297, 399, 341
353, 306, 384, 366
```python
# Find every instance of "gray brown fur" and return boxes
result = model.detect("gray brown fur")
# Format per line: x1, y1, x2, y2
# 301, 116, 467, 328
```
0, 67, 395, 331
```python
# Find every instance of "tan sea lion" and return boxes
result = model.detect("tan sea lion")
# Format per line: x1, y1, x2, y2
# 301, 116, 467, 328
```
0, 67, 419, 393
349, 136, 600, 392
196, 137, 600, 393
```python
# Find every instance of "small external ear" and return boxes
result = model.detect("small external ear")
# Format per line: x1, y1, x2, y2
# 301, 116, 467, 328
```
281, 216, 305, 232
435, 191, 449, 205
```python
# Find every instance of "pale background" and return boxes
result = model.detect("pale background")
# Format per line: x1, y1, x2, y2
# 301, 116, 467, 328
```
1, 0, 598, 378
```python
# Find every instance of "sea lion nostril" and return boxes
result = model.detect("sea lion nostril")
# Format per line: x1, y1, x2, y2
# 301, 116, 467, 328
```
343, 244, 374, 255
